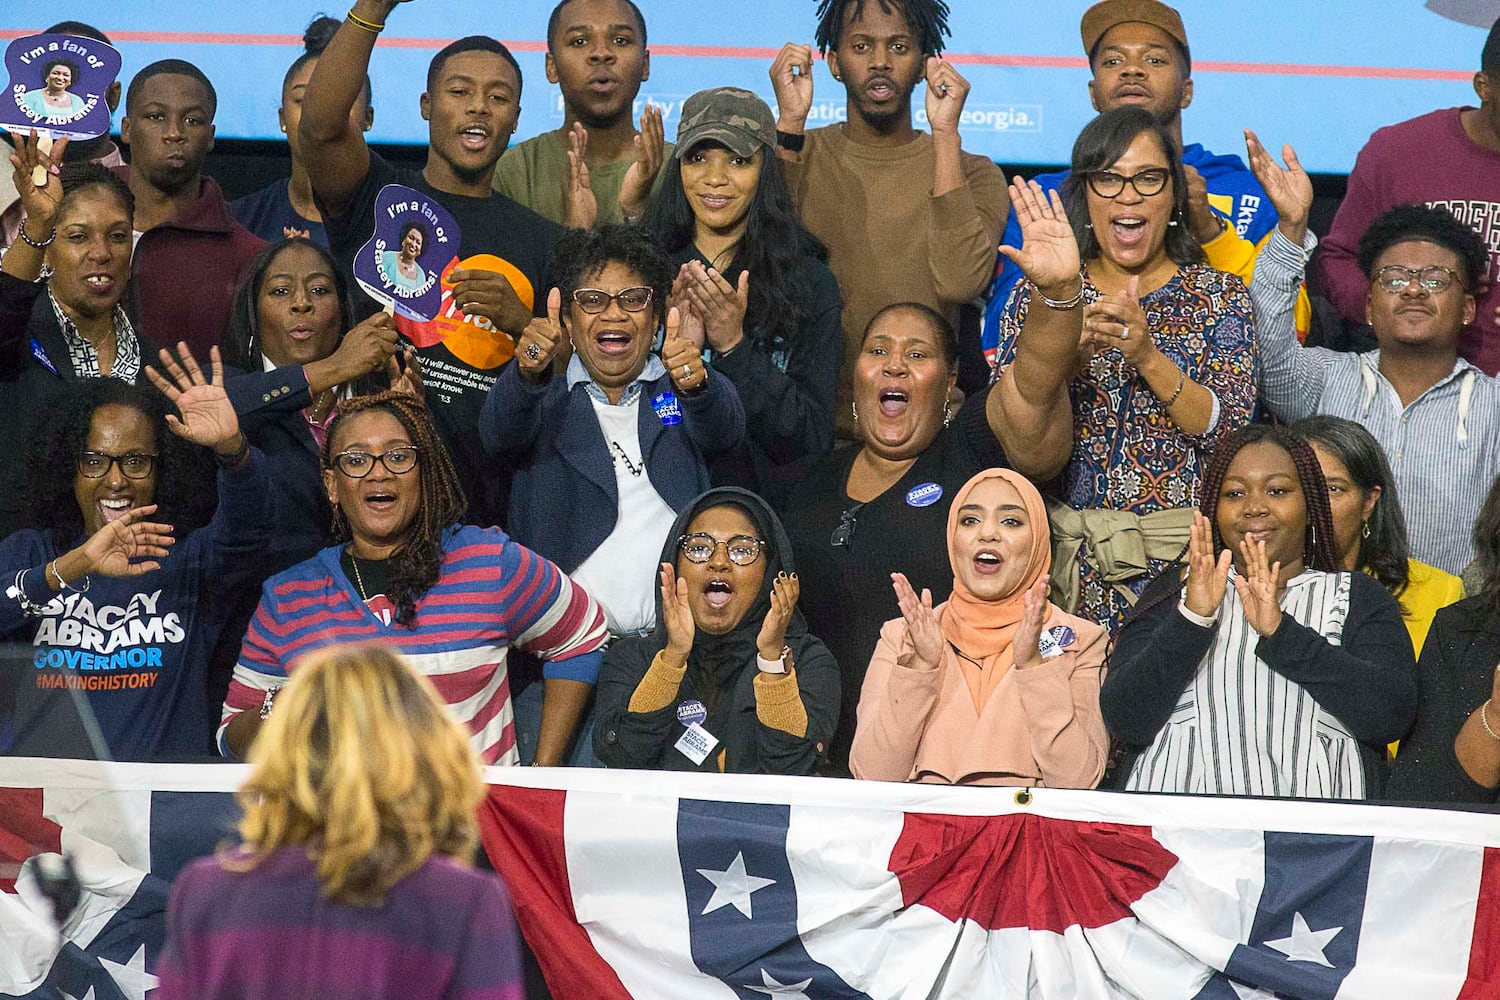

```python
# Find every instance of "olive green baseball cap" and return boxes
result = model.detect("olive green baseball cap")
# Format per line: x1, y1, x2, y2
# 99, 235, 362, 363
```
674, 87, 777, 159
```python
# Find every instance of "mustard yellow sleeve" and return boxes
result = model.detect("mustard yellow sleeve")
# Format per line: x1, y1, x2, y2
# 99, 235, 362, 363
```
626, 650, 687, 714
753, 667, 809, 738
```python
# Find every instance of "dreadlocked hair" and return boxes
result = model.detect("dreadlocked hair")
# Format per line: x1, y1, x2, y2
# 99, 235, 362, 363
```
813, 0, 951, 55
321, 392, 467, 628
1118, 424, 1341, 632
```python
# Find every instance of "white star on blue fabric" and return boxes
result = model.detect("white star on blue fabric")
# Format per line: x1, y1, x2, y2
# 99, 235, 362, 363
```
1263, 912, 1342, 968
696, 851, 776, 918
745, 969, 814, 999
1228, 981, 1276, 1000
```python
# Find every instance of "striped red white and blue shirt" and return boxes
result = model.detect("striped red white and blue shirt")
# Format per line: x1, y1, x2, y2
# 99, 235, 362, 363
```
220, 525, 608, 764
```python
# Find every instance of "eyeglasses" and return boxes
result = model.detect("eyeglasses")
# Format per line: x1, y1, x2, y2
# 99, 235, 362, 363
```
1372, 265, 1462, 295
572, 286, 653, 314
678, 532, 765, 566
1085, 167, 1170, 199
77, 451, 157, 480
830, 503, 864, 548
331, 446, 420, 479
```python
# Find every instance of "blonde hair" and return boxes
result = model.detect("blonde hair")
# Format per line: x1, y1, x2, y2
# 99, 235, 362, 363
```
232, 644, 485, 906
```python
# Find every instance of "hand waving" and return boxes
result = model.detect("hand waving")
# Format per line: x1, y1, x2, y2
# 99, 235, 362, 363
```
146, 344, 243, 455
756, 572, 799, 662
1012, 578, 1050, 670
617, 105, 666, 221
1232, 536, 1284, 638
892, 572, 943, 671
1244, 129, 1312, 244
1182, 512, 1231, 619
78, 504, 175, 578
660, 562, 695, 669
999, 177, 1081, 298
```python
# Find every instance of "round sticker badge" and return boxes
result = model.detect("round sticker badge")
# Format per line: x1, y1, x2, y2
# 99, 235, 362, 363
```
1048, 625, 1076, 649
676, 699, 708, 727
905, 482, 944, 508
652, 391, 684, 426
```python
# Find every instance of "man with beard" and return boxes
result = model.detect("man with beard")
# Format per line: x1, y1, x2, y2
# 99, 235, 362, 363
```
492, 0, 670, 227
116, 60, 265, 358
981, 0, 1299, 359
300, 0, 564, 529
771, 0, 1006, 436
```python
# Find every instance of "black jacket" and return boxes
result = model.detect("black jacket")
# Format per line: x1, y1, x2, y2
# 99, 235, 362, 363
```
593, 487, 839, 774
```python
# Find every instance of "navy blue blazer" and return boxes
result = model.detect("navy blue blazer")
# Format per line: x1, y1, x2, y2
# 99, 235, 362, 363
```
480, 360, 745, 573
225, 365, 327, 573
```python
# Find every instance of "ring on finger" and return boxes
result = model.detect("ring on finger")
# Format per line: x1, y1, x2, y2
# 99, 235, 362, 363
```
525, 342, 542, 361
682, 364, 692, 379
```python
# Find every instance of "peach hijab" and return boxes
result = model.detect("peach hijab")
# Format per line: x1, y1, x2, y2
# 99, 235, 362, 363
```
940, 468, 1053, 709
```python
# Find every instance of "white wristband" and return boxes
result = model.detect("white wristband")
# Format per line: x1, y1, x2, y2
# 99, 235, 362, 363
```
1177, 598, 1219, 629
756, 647, 788, 674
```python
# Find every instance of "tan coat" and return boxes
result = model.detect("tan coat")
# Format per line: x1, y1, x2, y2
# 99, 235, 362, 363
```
850, 609, 1109, 787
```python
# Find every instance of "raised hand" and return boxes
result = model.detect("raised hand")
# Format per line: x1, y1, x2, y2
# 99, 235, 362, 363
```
617, 105, 666, 221
1083, 276, 1156, 366
331, 311, 400, 381
146, 344, 244, 455
561, 122, 599, 230
660, 562, 695, 669
386, 344, 425, 399
76, 504, 175, 578
8, 131, 69, 234
682, 262, 748, 353
1233, 536, 1284, 638
515, 288, 568, 383
1244, 129, 1312, 244
998, 176, 1081, 297
1012, 578, 1050, 670
756, 571, 799, 662
1181, 163, 1224, 244
661, 307, 708, 394
891, 572, 943, 671
1182, 512, 1231, 619
924, 57, 970, 136
769, 43, 814, 131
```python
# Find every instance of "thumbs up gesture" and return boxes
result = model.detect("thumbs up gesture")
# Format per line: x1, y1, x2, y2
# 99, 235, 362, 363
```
661, 306, 708, 394
516, 288, 569, 383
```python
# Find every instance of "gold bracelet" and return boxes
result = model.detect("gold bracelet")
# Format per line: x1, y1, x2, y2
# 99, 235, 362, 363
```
346, 8, 386, 32
1163, 368, 1187, 407
1481, 700, 1500, 743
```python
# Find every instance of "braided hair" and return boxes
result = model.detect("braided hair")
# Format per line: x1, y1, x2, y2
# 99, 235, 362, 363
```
321, 392, 467, 628
1120, 425, 1340, 629
814, 0, 951, 55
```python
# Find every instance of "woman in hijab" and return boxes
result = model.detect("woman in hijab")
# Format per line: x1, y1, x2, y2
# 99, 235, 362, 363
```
850, 469, 1109, 787
594, 487, 839, 774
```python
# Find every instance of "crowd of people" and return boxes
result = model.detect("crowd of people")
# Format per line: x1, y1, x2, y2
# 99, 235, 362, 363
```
4, 0, 1500, 817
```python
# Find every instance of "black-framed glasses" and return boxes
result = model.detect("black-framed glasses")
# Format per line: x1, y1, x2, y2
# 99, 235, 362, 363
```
331, 446, 420, 479
572, 286, 653, 314
1085, 167, 1170, 199
678, 532, 765, 566
830, 503, 864, 548
77, 451, 157, 480
1373, 265, 1461, 295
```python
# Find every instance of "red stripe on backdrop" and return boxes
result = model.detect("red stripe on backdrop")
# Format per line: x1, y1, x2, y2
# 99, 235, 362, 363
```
0, 787, 62, 894
1458, 845, 1500, 1000
478, 784, 635, 1000
0, 29, 1475, 81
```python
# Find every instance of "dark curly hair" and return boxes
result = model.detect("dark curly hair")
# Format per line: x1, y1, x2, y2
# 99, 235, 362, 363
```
814, 0, 951, 56
26, 379, 214, 547
40, 58, 80, 89
550, 223, 673, 331
1062, 106, 1204, 269
321, 391, 467, 628
397, 219, 428, 253
285, 14, 372, 108
1355, 203, 1490, 292
643, 142, 828, 358
1291, 415, 1410, 598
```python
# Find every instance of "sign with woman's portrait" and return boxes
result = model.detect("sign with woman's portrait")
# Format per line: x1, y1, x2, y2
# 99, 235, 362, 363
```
354, 184, 461, 322
0, 32, 120, 139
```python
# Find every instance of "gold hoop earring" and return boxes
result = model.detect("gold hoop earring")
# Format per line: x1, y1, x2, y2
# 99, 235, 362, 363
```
1361, 520, 1371, 539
